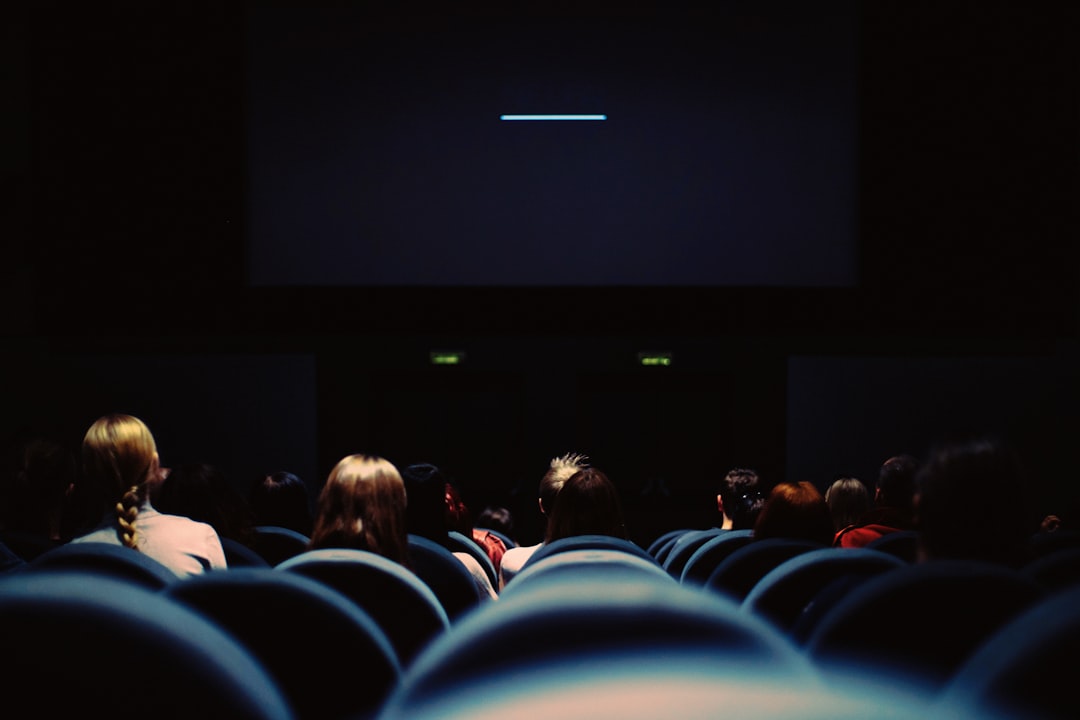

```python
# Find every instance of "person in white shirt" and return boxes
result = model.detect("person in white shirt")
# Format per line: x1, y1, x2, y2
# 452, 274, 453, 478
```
498, 452, 589, 590
71, 413, 226, 577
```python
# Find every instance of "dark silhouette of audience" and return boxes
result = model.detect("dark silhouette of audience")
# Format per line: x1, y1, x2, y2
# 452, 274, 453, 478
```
914, 437, 1035, 568
475, 505, 516, 544
0, 433, 77, 560
153, 462, 256, 548
544, 467, 629, 543
716, 467, 766, 531
834, 454, 919, 548
401, 462, 498, 599
70, 413, 226, 577
249, 470, 313, 537
753, 481, 835, 546
307, 453, 411, 566
824, 475, 871, 537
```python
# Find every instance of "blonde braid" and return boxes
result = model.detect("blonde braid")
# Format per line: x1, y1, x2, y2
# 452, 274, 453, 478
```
116, 484, 142, 549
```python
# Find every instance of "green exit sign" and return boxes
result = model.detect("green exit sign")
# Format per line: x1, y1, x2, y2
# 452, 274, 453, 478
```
638, 352, 672, 367
430, 351, 466, 365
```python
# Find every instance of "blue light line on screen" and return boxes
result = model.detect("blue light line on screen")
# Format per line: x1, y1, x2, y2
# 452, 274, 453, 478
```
499, 114, 607, 121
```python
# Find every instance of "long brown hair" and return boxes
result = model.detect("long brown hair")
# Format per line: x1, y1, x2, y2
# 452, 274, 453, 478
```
545, 468, 628, 543
81, 413, 160, 549
309, 454, 409, 566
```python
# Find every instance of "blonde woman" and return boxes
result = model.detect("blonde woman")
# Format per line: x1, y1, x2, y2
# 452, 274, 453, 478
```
71, 413, 226, 577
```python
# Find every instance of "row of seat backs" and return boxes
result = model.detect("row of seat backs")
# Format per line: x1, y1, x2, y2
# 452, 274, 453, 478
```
24, 537, 475, 665
17, 529, 1080, 720
382, 537, 1080, 720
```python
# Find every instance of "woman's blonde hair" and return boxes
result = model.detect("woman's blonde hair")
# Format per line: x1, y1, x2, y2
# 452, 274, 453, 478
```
309, 454, 409, 566
81, 413, 159, 549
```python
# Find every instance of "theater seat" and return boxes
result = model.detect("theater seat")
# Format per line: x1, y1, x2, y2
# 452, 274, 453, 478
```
500, 548, 674, 599
937, 584, 1080, 720
253, 525, 311, 566
804, 558, 1046, 689
29, 540, 180, 589
164, 567, 400, 720
741, 547, 906, 639
0, 570, 292, 719
380, 573, 819, 718
278, 548, 450, 668
520, 534, 655, 571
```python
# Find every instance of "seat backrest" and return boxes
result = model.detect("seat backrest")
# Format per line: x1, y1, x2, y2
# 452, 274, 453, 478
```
407, 534, 486, 621
520, 534, 654, 571
0, 570, 292, 719
445, 530, 498, 589
474, 526, 516, 550
938, 584, 1080, 720
704, 537, 825, 603
501, 548, 675, 599
662, 527, 726, 579
277, 548, 450, 668
380, 573, 819, 718
29, 540, 180, 589
679, 529, 756, 586
163, 566, 400, 720
221, 537, 272, 568
864, 529, 919, 563
646, 527, 693, 560
740, 547, 907, 638
1020, 545, 1080, 595
252, 525, 312, 567
804, 558, 1047, 689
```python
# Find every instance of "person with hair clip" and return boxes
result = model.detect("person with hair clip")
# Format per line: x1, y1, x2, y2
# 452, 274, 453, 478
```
71, 413, 226, 577
717, 467, 767, 531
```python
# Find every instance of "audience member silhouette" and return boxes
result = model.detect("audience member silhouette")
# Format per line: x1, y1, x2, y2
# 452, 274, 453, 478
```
401, 462, 497, 600
71, 413, 226, 577
717, 467, 766, 531
545, 467, 629, 543
914, 437, 1035, 568
444, 480, 507, 576
753, 481, 835, 546
475, 505, 516, 544
498, 452, 589, 588
307, 454, 410, 566
153, 462, 256, 548
0, 434, 77, 560
824, 475, 870, 537
834, 454, 919, 548
249, 470, 313, 537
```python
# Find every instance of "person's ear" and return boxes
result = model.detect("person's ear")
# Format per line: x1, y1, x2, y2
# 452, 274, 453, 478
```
538, 497, 546, 515
716, 494, 724, 514
149, 452, 165, 483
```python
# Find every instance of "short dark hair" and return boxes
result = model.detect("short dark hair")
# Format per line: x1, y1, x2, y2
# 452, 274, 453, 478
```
718, 468, 765, 530
876, 454, 919, 510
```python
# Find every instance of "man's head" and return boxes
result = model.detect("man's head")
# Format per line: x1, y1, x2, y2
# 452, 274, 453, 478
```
717, 468, 765, 530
